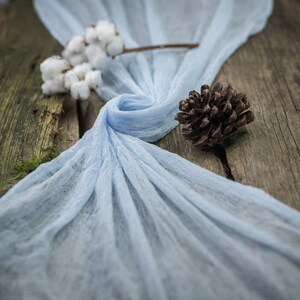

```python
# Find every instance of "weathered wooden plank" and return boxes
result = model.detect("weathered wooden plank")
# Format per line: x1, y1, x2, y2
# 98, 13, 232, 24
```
214, 0, 300, 209
0, 0, 79, 194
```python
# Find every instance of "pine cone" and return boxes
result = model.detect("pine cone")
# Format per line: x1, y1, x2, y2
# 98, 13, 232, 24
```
175, 82, 254, 147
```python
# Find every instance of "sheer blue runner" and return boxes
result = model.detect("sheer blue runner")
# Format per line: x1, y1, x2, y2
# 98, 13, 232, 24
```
1, 0, 300, 299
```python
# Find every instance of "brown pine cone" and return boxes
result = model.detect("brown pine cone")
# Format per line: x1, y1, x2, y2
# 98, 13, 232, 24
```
175, 82, 254, 147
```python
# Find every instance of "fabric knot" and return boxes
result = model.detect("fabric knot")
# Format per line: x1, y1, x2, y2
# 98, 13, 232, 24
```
105, 94, 163, 141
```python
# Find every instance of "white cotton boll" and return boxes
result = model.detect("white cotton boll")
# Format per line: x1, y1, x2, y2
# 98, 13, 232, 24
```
68, 53, 87, 66
92, 39, 106, 49
66, 35, 85, 53
106, 35, 124, 57
64, 70, 79, 89
84, 43, 101, 60
89, 53, 111, 70
85, 44, 111, 70
40, 56, 70, 81
62, 49, 72, 60
42, 74, 67, 95
85, 26, 99, 44
95, 20, 117, 45
52, 73, 67, 92
42, 81, 54, 95
73, 63, 91, 80
70, 81, 90, 100
85, 70, 102, 91
62, 49, 87, 67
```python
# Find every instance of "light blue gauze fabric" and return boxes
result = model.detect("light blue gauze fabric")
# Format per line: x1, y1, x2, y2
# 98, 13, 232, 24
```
1, 0, 300, 299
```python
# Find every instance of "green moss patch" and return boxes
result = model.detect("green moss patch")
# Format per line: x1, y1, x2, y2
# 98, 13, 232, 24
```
12, 146, 58, 180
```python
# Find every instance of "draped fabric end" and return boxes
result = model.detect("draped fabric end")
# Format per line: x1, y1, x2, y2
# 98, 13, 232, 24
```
1, 0, 300, 299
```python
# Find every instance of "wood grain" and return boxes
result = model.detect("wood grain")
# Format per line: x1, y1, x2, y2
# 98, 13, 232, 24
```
0, 0, 299, 209
79, 93, 106, 136
214, 0, 300, 208
56, 97, 79, 154
0, 0, 79, 194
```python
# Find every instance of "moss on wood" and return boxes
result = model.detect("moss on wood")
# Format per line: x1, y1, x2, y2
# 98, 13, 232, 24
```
12, 146, 58, 180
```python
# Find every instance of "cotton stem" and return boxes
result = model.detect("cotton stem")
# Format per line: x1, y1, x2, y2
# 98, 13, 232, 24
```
121, 43, 199, 54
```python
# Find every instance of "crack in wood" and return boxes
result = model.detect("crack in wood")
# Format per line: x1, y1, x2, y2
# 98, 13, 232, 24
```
29, 54, 41, 72
76, 99, 85, 138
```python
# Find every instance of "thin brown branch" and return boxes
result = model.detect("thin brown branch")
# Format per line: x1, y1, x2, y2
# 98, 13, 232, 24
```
121, 43, 199, 54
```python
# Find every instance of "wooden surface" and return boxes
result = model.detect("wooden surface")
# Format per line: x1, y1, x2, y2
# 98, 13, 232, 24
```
0, 0, 299, 209
0, 0, 79, 194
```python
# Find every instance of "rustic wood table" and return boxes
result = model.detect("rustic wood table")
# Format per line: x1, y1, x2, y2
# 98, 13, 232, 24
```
0, 0, 299, 209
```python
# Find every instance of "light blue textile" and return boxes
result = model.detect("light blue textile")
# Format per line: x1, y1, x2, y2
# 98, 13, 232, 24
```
1, 0, 300, 299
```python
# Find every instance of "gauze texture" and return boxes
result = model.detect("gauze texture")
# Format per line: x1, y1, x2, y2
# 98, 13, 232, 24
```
1, 0, 300, 299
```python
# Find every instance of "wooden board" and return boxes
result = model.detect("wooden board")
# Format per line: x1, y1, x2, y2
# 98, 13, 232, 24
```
0, 0, 299, 210
0, 0, 79, 194
213, 0, 300, 209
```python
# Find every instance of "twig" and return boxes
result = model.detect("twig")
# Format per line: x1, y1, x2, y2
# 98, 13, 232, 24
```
121, 43, 199, 54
